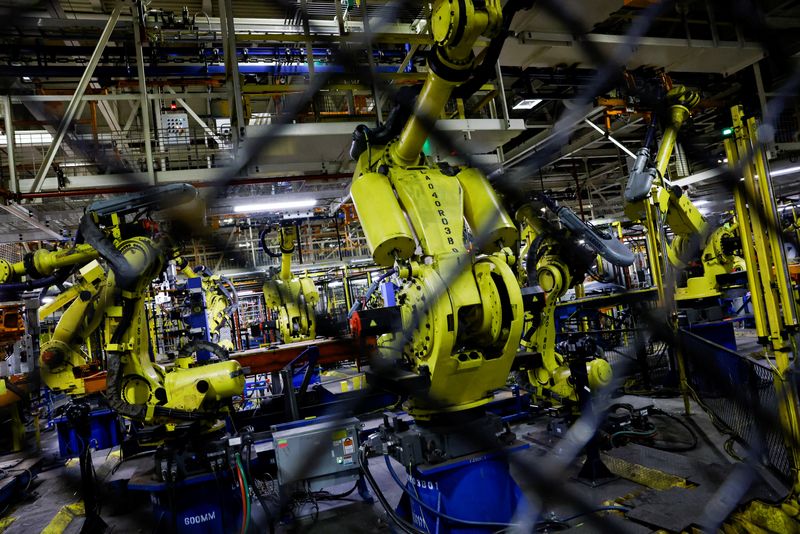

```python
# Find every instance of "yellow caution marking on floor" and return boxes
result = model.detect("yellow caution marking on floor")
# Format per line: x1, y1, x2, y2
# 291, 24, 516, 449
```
601, 454, 695, 491
42, 447, 121, 533
0, 515, 17, 532
41, 501, 85, 534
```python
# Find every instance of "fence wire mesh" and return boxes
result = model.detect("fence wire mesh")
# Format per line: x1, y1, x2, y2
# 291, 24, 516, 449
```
2, 0, 800, 532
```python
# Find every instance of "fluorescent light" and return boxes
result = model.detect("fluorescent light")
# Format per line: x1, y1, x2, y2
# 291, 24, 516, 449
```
238, 243, 249, 247
238, 290, 257, 296
513, 99, 542, 110
0, 130, 54, 147
693, 199, 710, 206
772, 165, 800, 178
584, 119, 637, 159
42, 297, 54, 304
233, 199, 317, 213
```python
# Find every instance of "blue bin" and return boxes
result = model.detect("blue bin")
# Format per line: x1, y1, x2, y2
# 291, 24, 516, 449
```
54, 408, 121, 458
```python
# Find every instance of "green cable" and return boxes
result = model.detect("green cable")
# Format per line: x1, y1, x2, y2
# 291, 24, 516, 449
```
236, 453, 251, 534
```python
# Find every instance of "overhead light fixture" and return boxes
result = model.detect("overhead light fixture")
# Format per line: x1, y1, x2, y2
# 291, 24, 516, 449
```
772, 165, 800, 178
693, 199, 710, 206
512, 99, 542, 110
41, 296, 54, 304
233, 199, 317, 213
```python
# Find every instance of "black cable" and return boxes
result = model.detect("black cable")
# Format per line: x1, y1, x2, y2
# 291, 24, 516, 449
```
358, 445, 424, 534
254, 483, 275, 534
245, 441, 253, 489
312, 480, 359, 500
644, 408, 698, 452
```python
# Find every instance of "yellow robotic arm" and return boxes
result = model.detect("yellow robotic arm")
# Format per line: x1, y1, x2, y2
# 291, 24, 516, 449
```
261, 223, 319, 343
624, 86, 744, 300
1, 185, 245, 426
0, 243, 99, 286
348, 0, 529, 420
516, 196, 633, 403
202, 274, 236, 351
37, 261, 109, 396
178, 260, 237, 352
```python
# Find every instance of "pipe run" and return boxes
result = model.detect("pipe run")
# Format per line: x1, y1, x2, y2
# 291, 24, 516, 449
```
6, 173, 351, 200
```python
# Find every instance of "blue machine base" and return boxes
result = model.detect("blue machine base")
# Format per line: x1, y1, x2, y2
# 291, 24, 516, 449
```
398, 446, 529, 534
54, 408, 120, 458
131, 471, 242, 534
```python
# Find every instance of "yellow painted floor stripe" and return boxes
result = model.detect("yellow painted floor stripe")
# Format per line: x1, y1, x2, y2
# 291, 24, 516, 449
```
41, 501, 85, 534
601, 453, 695, 491
0, 516, 17, 532
41, 447, 121, 533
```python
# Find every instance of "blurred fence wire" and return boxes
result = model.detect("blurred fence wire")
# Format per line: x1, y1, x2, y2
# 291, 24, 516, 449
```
7, 0, 800, 531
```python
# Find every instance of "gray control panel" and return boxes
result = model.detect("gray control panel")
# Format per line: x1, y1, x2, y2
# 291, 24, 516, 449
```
273, 417, 360, 490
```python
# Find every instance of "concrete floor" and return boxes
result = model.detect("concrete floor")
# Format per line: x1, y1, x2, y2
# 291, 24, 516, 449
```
0, 393, 790, 533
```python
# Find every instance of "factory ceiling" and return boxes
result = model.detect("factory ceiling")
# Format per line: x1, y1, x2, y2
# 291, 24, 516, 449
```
0, 0, 796, 247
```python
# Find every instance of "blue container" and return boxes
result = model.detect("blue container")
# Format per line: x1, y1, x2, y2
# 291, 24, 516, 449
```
402, 447, 529, 534
688, 321, 737, 351
54, 408, 121, 458
146, 474, 242, 533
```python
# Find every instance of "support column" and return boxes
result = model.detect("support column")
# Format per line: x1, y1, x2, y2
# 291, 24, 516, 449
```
219, 0, 245, 153
494, 62, 510, 130
360, 0, 383, 124
133, 5, 155, 183
3, 97, 17, 194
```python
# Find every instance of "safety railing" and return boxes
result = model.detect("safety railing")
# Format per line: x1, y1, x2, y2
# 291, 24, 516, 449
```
680, 328, 793, 483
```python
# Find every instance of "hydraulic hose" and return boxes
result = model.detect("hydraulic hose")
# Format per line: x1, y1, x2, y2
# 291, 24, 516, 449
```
0, 268, 71, 294
358, 444, 424, 534
349, 86, 421, 161
78, 213, 143, 291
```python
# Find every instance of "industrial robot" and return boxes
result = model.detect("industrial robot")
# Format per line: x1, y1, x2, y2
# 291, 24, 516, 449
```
624, 86, 745, 310
347, 0, 542, 528
260, 222, 319, 343
176, 260, 238, 354
516, 194, 634, 407
0, 184, 246, 531
0, 184, 245, 426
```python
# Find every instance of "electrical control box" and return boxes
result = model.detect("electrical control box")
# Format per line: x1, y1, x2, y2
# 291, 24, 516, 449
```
161, 112, 190, 145
272, 417, 360, 491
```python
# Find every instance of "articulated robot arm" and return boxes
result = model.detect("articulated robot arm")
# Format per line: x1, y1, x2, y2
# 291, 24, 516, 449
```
517, 196, 634, 403
260, 223, 319, 343
1, 185, 245, 426
349, 0, 532, 421
624, 86, 743, 300
179, 261, 237, 352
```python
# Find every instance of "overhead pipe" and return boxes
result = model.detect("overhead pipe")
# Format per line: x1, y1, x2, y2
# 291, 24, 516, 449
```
7, 173, 351, 200
0, 63, 404, 79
